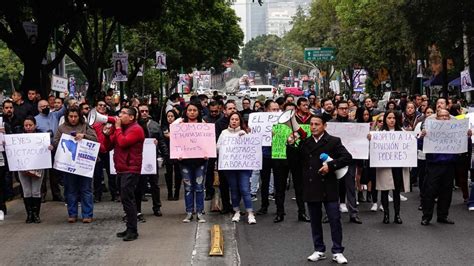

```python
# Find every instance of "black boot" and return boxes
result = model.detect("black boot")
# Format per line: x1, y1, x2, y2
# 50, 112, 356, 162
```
173, 190, 180, 201
24, 198, 33, 223
32, 198, 42, 223
383, 212, 390, 224
394, 213, 403, 224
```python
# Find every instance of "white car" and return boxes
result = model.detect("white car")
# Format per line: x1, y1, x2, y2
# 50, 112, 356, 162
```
236, 89, 250, 98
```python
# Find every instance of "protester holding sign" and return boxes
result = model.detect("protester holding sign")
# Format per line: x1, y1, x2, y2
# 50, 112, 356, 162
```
217, 112, 256, 224
418, 108, 472, 226
17, 117, 44, 224
52, 107, 98, 224
176, 102, 208, 223
369, 110, 410, 225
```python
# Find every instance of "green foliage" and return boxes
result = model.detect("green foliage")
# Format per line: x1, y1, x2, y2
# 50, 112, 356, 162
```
0, 41, 23, 92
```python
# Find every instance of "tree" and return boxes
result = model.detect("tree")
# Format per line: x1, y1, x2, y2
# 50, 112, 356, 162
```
0, 41, 23, 93
0, 0, 82, 97
241, 35, 282, 78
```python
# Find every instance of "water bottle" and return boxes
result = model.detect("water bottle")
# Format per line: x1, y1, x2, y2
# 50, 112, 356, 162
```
319, 153, 348, 179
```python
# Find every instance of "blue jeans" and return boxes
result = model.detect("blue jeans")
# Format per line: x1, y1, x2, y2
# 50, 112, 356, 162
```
250, 170, 260, 194
180, 162, 207, 213
468, 182, 474, 208
63, 173, 94, 218
226, 170, 253, 211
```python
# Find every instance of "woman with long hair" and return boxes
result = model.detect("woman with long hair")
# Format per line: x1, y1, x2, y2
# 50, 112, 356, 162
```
52, 107, 98, 223
217, 112, 256, 224
177, 101, 208, 223
162, 110, 182, 200
371, 110, 410, 224
18, 116, 44, 223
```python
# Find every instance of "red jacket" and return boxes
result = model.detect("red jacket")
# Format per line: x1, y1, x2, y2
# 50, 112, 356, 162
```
92, 117, 116, 153
105, 121, 145, 174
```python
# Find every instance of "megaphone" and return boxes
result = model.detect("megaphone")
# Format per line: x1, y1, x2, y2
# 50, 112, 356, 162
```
278, 109, 301, 132
88, 108, 109, 126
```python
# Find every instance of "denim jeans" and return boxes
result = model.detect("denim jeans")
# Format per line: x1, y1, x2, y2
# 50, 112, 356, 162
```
225, 170, 253, 211
468, 182, 474, 208
180, 161, 207, 213
63, 173, 93, 218
250, 170, 260, 194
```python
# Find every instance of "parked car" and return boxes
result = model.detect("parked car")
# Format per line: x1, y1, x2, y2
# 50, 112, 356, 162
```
226, 86, 239, 96
284, 87, 304, 96
236, 89, 250, 98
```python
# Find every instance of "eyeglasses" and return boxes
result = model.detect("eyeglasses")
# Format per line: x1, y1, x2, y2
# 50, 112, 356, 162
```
98, 104, 107, 107
140, 110, 149, 113
377, 120, 383, 123
337, 107, 348, 110
83, 107, 90, 110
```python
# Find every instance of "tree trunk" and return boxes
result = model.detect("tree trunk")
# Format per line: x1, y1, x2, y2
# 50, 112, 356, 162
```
442, 58, 448, 97
20, 58, 42, 95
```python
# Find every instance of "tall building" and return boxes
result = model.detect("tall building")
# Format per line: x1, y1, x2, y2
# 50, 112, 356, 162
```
231, 0, 267, 44
231, 0, 312, 43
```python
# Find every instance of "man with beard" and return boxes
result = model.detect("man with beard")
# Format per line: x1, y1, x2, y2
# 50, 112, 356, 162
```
321, 98, 335, 122
203, 101, 223, 200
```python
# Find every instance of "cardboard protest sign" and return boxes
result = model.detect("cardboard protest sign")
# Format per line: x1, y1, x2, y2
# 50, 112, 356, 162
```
112, 52, 128, 82
369, 131, 417, 167
271, 124, 310, 159
110, 138, 157, 174
4, 133, 51, 171
423, 119, 469, 154
53, 134, 100, 178
326, 122, 370, 159
218, 134, 262, 170
51, 75, 68, 93
170, 123, 216, 159
248, 112, 281, 146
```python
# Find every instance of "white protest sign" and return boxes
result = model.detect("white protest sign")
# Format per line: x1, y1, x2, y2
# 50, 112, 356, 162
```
326, 122, 370, 159
53, 134, 100, 178
51, 75, 68, 92
248, 112, 281, 146
170, 123, 216, 159
369, 131, 417, 167
110, 138, 157, 174
112, 52, 128, 82
423, 119, 469, 154
4, 133, 51, 171
218, 134, 262, 170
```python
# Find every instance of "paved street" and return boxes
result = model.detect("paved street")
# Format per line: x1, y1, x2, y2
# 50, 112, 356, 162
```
1, 173, 473, 265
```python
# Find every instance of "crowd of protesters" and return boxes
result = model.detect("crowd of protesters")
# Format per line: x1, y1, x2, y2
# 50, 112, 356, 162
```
0, 88, 473, 263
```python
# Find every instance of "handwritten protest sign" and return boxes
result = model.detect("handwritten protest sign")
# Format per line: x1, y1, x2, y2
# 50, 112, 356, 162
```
4, 133, 51, 171
53, 134, 100, 178
248, 112, 281, 146
170, 123, 216, 159
51, 75, 68, 92
218, 134, 262, 170
423, 119, 469, 154
110, 138, 157, 174
370, 131, 417, 167
326, 122, 370, 159
271, 124, 310, 159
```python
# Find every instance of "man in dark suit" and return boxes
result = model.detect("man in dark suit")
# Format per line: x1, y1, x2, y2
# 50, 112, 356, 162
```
288, 114, 351, 264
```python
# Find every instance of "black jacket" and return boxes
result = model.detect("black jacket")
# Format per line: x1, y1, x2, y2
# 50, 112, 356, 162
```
296, 132, 352, 202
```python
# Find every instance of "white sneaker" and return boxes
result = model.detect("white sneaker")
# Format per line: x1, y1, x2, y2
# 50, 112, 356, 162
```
197, 212, 206, 223
232, 212, 241, 222
468, 206, 474, 211
248, 213, 256, 224
388, 195, 393, 202
182, 213, 193, 223
307, 251, 326, 261
379, 205, 384, 212
339, 203, 348, 213
370, 203, 378, 212
0, 210, 4, 221
332, 253, 348, 264
400, 194, 408, 201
